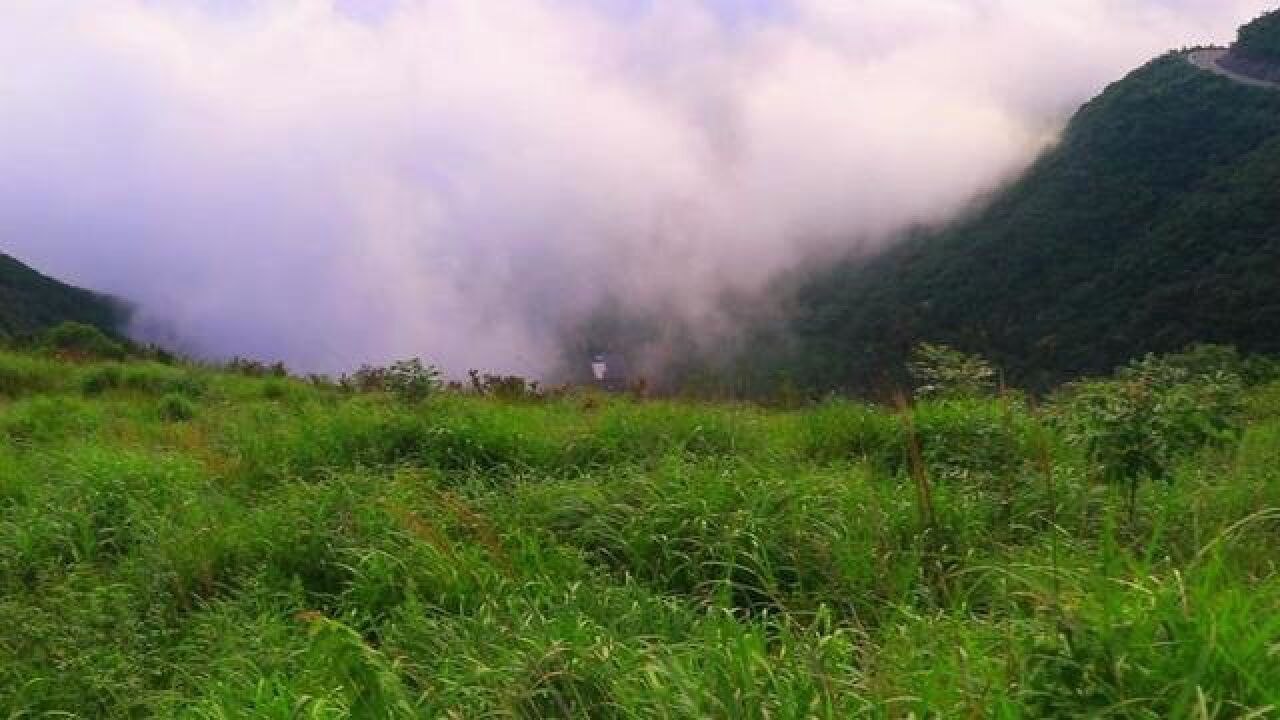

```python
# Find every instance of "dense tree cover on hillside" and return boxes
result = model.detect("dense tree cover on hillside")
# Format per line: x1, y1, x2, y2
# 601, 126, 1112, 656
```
1235, 8, 1280, 63
3, 345, 1280, 715
759, 52, 1280, 393
0, 252, 128, 341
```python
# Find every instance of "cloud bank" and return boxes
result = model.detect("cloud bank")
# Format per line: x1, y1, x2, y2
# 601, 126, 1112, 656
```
0, 0, 1270, 374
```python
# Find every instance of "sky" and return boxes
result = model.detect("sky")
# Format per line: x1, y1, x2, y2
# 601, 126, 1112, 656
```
1, 0, 1273, 375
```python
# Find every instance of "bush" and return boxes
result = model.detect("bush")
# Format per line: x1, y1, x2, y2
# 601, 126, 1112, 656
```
912, 397, 1030, 486
1053, 354, 1244, 515
342, 359, 441, 403
386, 359, 441, 402
125, 366, 206, 397
80, 363, 206, 398
80, 365, 124, 396
38, 322, 125, 361
907, 343, 998, 399
158, 394, 196, 422
261, 380, 290, 401
226, 357, 288, 378
1154, 344, 1280, 387
467, 370, 544, 401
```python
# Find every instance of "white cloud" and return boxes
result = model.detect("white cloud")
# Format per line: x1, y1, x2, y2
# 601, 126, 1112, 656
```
0, 0, 1270, 373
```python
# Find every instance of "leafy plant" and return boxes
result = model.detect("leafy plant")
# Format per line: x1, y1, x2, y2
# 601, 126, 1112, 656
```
38, 322, 125, 361
1054, 354, 1244, 518
158, 393, 196, 422
468, 370, 543, 401
907, 343, 998, 399
80, 365, 124, 396
385, 359, 441, 402
339, 359, 442, 402
227, 357, 288, 378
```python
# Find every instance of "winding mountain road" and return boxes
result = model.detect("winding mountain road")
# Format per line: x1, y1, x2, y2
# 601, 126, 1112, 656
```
1187, 47, 1280, 90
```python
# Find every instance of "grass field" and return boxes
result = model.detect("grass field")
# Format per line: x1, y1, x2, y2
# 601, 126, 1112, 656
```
1, 347, 1278, 718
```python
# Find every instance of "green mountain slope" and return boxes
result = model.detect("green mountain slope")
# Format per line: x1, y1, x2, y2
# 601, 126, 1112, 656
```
1236, 7, 1280, 63
0, 252, 129, 341
779, 19, 1280, 392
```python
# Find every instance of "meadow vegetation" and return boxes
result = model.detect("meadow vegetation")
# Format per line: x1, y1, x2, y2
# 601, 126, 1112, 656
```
1, 329, 1279, 717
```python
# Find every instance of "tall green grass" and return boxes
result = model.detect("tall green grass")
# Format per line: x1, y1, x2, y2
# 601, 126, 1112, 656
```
1, 348, 1278, 717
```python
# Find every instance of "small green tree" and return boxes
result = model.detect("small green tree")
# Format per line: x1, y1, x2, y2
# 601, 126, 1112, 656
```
907, 343, 997, 399
1056, 353, 1244, 520
385, 359, 441, 402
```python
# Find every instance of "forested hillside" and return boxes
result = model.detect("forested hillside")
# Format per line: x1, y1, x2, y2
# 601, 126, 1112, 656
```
0, 252, 128, 341
1235, 7, 1280, 63
776, 45, 1280, 392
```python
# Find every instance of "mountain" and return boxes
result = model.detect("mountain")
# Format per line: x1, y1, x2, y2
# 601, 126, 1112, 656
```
764, 10, 1280, 393
0, 252, 129, 341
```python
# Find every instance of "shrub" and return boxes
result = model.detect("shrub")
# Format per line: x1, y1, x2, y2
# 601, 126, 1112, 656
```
158, 393, 196, 422
262, 380, 289, 401
227, 357, 288, 378
907, 343, 997, 399
1153, 344, 1280, 386
38, 322, 126, 361
468, 370, 543, 401
342, 359, 441, 403
386, 359, 441, 403
81, 363, 207, 398
912, 397, 1030, 486
125, 366, 206, 397
80, 365, 124, 396
1054, 354, 1244, 516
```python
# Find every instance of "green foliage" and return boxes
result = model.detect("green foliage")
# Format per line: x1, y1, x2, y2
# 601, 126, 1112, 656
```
793, 399, 901, 466
907, 343, 998, 399
1, 346, 1278, 717
0, 396, 100, 444
0, 353, 62, 397
80, 362, 207, 398
1235, 8, 1280, 63
158, 393, 197, 422
227, 356, 289, 377
913, 396, 1030, 486
79, 364, 124, 396
343, 359, 442, 402
39, 321, 126, 360
757, 52, 1280, 394
1054, 354, 1244, 520
0, 252, 126, 340
385, 358, 441, 403
468, 369, 545, 401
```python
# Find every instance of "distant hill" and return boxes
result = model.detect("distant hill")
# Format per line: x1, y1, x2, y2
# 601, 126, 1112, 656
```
756, 10, 1280, 393
0, 252, 129, 341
